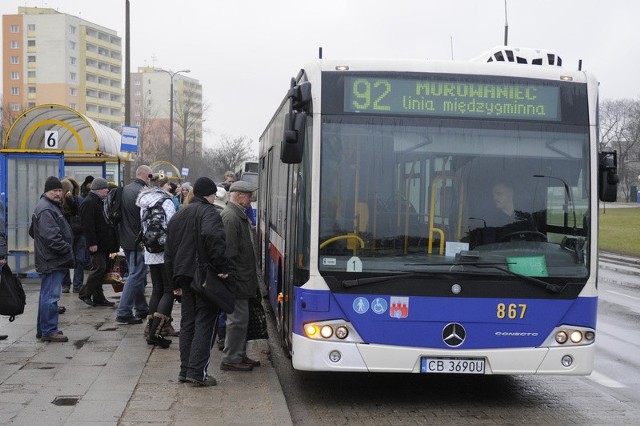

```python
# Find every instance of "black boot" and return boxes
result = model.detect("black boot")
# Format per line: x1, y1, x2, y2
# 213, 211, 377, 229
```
146, 313, 172, 348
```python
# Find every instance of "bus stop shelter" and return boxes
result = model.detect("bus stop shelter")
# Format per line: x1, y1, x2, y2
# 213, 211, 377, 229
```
0, 104, 129, 275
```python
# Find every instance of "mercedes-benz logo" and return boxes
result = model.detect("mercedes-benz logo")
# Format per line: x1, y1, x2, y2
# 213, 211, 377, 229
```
442, 322, 466, 347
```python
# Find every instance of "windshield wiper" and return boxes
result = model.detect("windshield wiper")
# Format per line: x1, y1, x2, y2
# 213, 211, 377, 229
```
342, 262, 567, 293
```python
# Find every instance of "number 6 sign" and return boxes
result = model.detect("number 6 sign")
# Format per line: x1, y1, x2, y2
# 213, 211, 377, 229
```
44, 130, 59, 149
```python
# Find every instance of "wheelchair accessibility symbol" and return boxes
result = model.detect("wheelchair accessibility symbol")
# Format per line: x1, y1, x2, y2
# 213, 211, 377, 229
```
371, 298, 387, 315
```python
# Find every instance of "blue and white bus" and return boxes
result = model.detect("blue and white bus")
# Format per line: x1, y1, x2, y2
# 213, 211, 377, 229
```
258, 46, 618, 375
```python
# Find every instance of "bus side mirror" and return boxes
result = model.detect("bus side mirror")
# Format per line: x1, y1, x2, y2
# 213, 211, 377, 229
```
291, 81, 312, 111
285, 80, 312, 112
280, 78, 311, 164
598, 151, 619, 202
281, 111, 305, 164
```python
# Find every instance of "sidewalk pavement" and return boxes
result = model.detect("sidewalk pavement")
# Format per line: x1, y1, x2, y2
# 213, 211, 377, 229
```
0, 278, 292, 425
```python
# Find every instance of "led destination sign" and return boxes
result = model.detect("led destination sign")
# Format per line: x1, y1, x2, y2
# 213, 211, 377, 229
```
344, 76, 561, 121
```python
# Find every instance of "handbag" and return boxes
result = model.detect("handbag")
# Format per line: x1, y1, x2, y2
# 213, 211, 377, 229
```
0, 264, 26, 322
246, 292, 268, 341
192, 204, 236, 313
190, 267, 236, 314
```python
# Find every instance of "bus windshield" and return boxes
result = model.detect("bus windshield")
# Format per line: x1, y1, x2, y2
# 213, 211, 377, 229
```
318, 116, 590, 279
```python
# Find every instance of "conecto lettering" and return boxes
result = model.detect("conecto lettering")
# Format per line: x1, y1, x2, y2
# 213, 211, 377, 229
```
495, 332, 539, 336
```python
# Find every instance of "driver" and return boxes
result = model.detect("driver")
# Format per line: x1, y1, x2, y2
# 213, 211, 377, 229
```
488, 183, 536, 241
468, 182, 538, 246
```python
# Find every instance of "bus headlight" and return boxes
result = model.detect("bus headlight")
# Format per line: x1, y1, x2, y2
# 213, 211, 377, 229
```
545, 326, 595, 347
555, 330, 568, 344
301, 320, 361, 342
335, 325, 349, 339
320, 325, 334, 338
305, 325, 319, 338
570, 330, 583, 343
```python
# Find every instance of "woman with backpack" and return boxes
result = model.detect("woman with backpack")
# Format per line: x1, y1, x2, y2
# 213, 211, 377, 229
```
137, 180, 177, 348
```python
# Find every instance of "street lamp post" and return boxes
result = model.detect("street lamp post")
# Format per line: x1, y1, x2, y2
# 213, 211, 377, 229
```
157, 69, 190, 160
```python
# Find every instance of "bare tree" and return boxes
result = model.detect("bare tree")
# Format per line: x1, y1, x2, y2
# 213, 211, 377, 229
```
599, 98, 640, 201
206, 134, 256, 181
174, 86, 209, 173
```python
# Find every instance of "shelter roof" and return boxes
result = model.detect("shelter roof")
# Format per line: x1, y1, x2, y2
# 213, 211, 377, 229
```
2, 104, 128, 161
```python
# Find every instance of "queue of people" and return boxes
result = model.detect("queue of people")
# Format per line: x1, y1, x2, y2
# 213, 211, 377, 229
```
1, 166, 262, 387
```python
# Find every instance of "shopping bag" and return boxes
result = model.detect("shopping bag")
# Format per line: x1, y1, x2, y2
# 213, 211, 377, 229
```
246, 294, 268, 341
0, 264, 26, 322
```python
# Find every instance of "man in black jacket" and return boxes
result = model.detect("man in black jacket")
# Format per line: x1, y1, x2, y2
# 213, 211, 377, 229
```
165, 177, 229, 387
115, 165, 152, 324
78, 177, 118, 307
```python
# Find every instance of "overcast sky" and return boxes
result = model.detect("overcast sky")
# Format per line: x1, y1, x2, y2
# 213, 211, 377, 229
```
2, 0, 639, 148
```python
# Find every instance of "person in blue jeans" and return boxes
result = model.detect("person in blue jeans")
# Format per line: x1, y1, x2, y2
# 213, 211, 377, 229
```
30, 176, 75, 342
115, 165, 152, 324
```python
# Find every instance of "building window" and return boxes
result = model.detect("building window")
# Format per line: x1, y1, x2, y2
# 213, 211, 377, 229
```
11, 40, 19, 49
10, 56, 19, 64
11, 103, 20, 112
70, 56, 77, 65
10, 71, 19, 80
11, 87, 20, 96
28, 102, 36, 108
134, 79, 141, 86
28, 87, 36, 94
10, 24, 19, 33
70, 103, 77, 110
27, 24, 35, 31
27, 40, 35, 47
70, 88, 77, 97
69, 25, 76, 35
135, 90, 142, 96
134, 99, 142, 106
27, 55, 36, 63
28, 71, 36, 78
69, 41, 76, 50
70, 72, 77, 81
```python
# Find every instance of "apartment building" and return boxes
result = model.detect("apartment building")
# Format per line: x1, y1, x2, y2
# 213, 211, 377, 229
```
130, 66, 203, 164
2, 7, 123, 130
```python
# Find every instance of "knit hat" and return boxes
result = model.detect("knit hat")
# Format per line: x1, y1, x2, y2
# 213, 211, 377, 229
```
193, 177, 217, 197
44, 176, 63, 192
91, 177, 109, 190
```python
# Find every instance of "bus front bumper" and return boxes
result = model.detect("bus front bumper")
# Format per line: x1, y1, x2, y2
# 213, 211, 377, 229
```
291, 333, 594, 375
